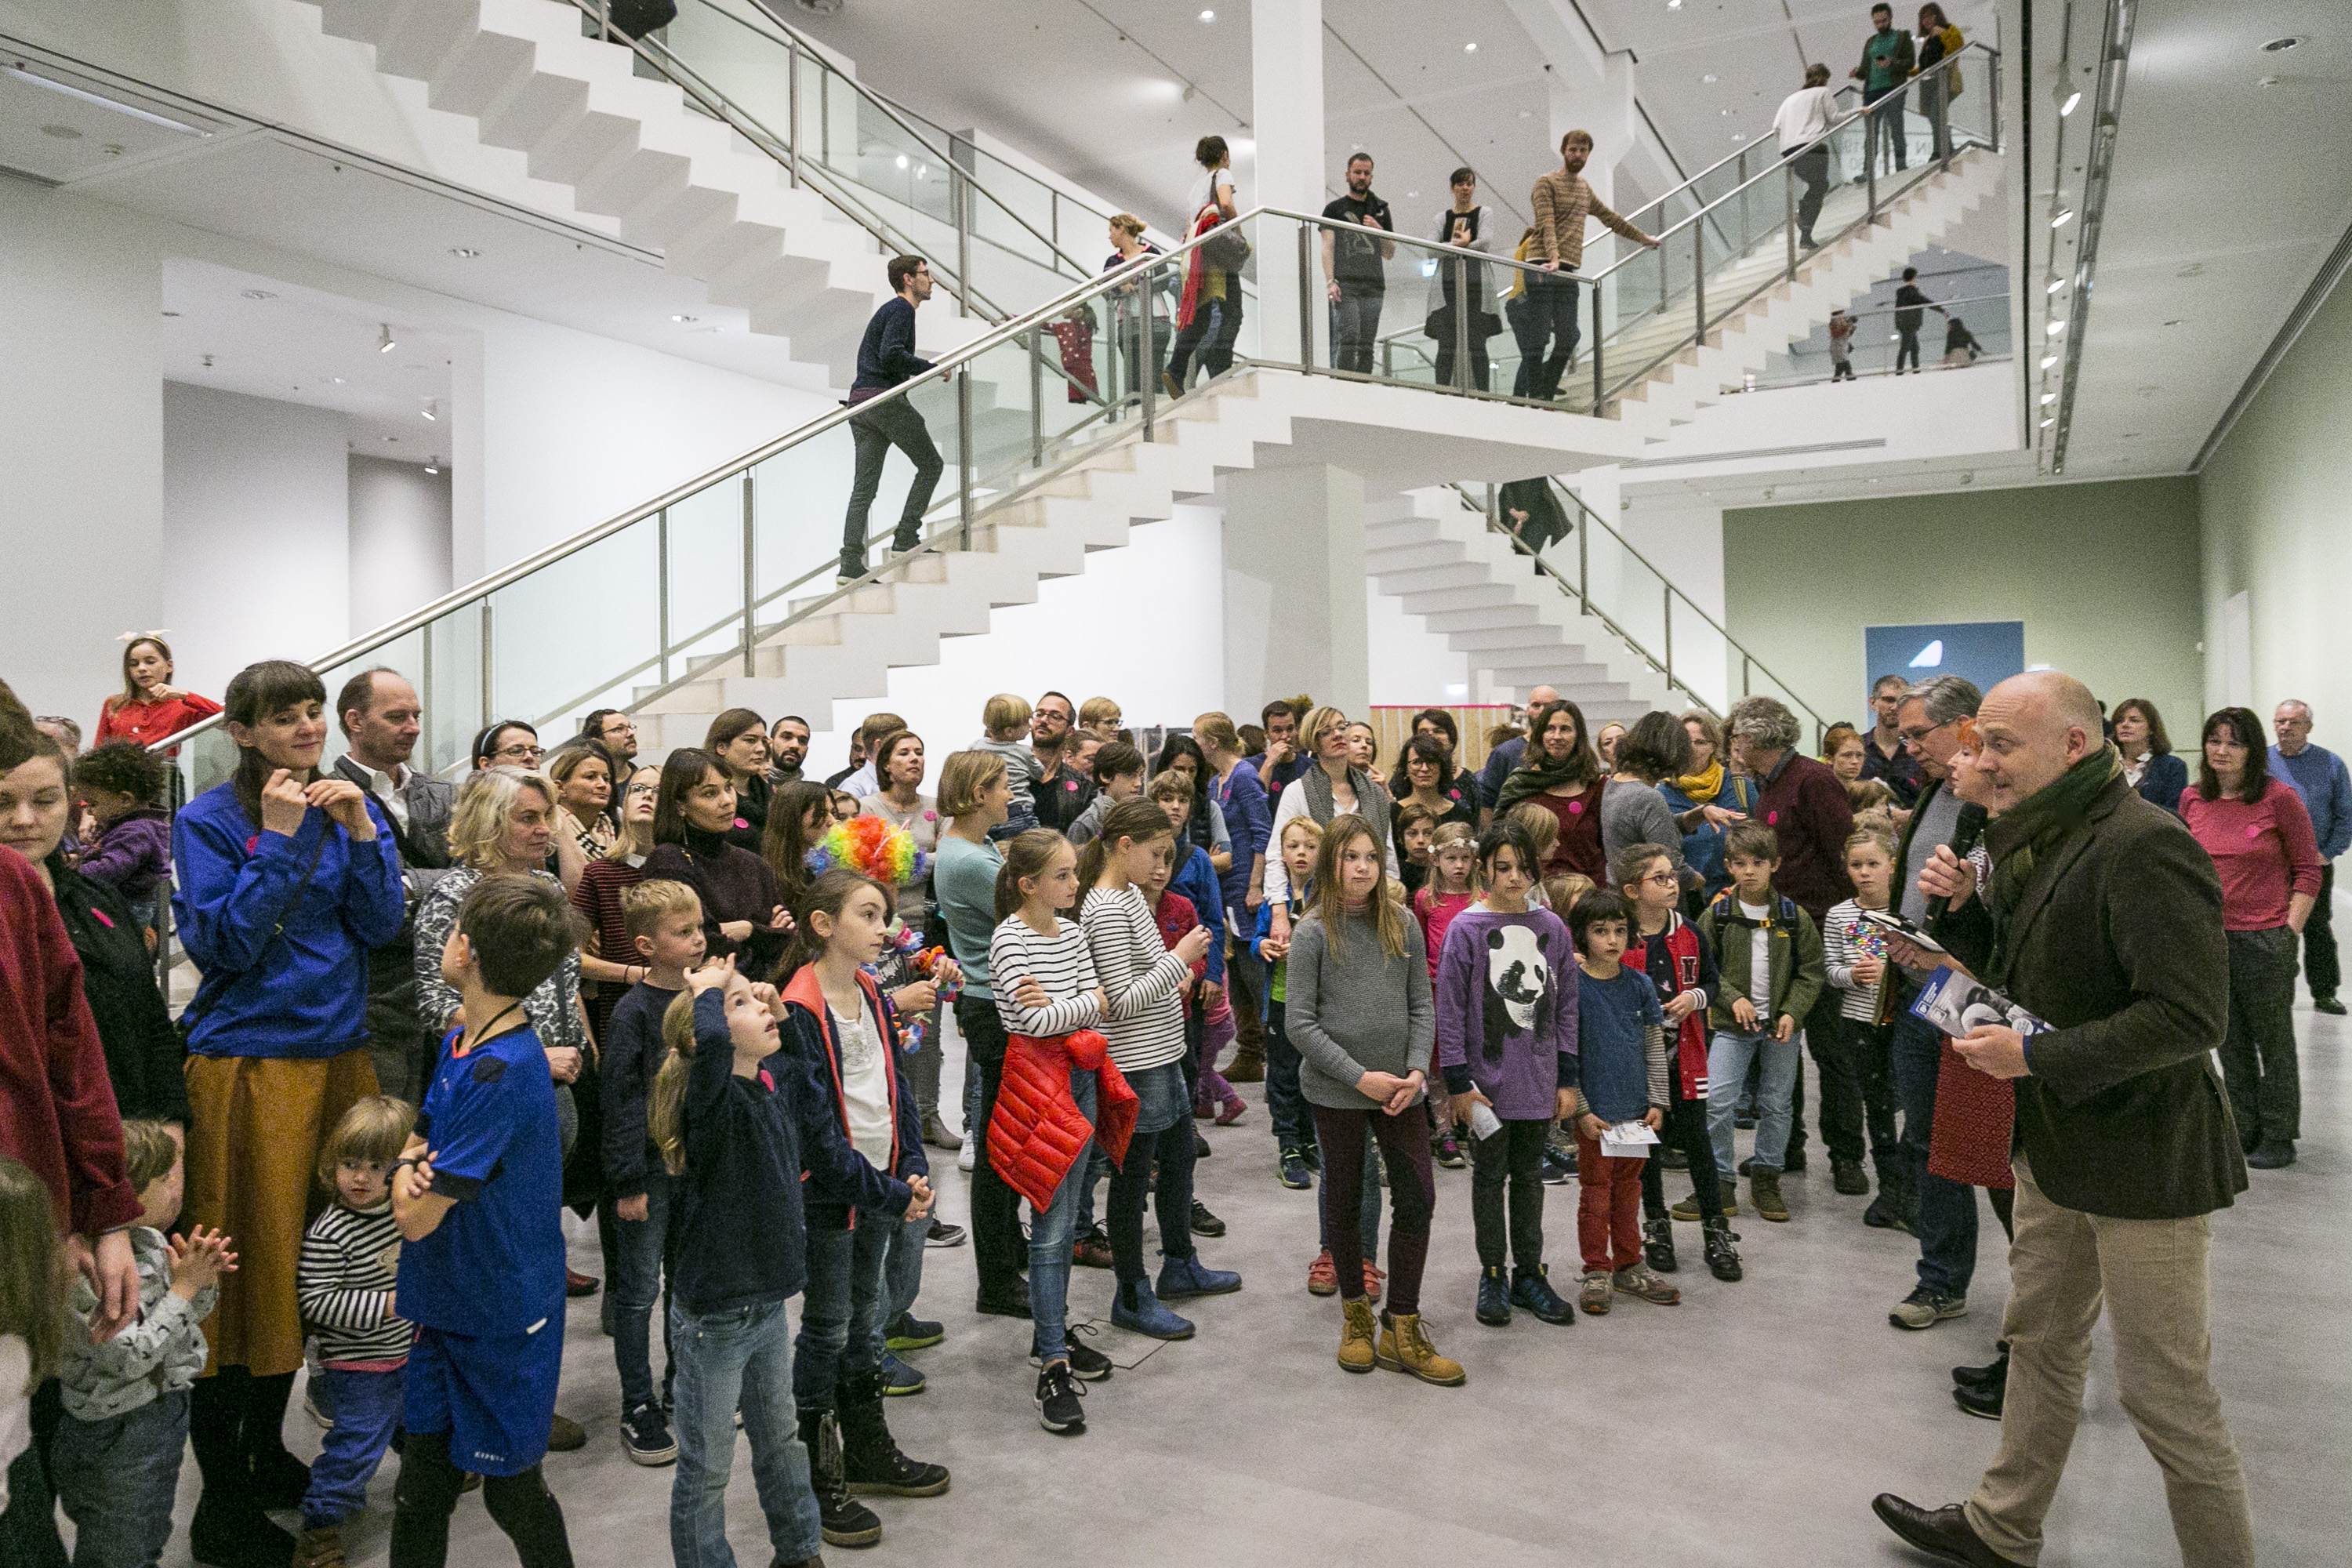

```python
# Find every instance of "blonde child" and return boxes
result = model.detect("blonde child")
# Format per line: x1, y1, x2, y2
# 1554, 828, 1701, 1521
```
53, 1120, 238, 1568
294, 1097, 416, 1561
1415, 822, 1480, 1170
987, 829, 1116, 1429
971, 695, 1043, 839
1258, 816, 1326, 1189
1824, 826, 1907, 1231
1504, 801, 1560, 890
1541, 870, 1592, 915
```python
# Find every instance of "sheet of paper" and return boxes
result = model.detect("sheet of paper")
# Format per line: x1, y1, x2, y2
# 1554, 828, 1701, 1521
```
1600, 1120, 1659, 1159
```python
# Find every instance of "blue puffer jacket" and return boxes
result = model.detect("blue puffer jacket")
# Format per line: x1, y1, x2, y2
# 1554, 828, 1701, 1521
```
1657, 773, 1760, 900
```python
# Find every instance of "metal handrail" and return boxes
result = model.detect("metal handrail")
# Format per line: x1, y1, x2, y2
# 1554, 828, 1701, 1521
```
1611, 74, 1886, 238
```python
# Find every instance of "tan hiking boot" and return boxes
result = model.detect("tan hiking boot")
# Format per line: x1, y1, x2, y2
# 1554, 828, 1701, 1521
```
1374, 1311, 1466, 1386
293, 1526, 347, 1568
1338, 1298, 1377, 1373
1751, 1167, 1790, 1222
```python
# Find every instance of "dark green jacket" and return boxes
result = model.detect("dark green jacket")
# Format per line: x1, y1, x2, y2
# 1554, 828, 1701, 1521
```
1932, 772, 2245, 1219
1698, 891, 1824, 1033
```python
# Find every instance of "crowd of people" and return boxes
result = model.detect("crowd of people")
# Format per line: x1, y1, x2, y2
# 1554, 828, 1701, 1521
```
1, 663, 2314, 1568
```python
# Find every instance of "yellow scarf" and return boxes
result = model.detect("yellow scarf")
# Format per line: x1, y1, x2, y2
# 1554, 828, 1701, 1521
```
1674, 759, 1726, 804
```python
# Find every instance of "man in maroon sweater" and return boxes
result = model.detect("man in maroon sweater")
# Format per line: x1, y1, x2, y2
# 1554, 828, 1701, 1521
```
1727, 695, 1859, 1185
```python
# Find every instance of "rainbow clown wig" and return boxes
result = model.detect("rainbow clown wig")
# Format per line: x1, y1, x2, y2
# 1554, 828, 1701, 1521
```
807, 813, 926, 888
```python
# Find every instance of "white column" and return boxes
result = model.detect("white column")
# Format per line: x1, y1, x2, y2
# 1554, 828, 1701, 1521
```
1222, 464, 1368, 718
1250, 0, 1324, 368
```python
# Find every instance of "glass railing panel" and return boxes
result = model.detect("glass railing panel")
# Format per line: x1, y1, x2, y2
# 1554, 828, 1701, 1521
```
489, 512, 666, 736
648, 479, 746, 677
751, 423, 858, 609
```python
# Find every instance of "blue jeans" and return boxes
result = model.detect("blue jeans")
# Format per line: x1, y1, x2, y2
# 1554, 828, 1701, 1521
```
884, 1201, 929, 1320
1892, 1009, 1979, 1297
303, 1367, 405, 1528
1030, 1069, 1098, 1361
1265, 999, 1310, 1150
1708, 1028, 1801, 1176
1079, 1055, 1187, 1236
669, 1299, 823, 1568
50, 1388, 187, 1568
611, 1165, 677, 1414
1315, 1140, 1384, 1264
794, 1216, 891, 1406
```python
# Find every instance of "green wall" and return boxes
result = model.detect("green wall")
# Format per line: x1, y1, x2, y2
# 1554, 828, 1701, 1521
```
1722, 476, 2205, 734
2198, 267, 2352, 726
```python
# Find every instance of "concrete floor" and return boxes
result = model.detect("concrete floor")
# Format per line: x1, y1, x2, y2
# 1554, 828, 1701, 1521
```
138, 1005, 2347, 1567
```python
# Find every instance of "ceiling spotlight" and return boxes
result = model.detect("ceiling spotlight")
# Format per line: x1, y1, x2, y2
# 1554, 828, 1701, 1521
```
1667, 0, 1682, 9
1198, 8, 1214, 19
241, 289, 276, 300
2060, 90, 2082, 116
2045, 278, 2067, 294
448, 246, 482, 259
1465, 42, 1479, 53
377, 323, 395, 353
2261, 36, 2303, 52
1702, 73, 1719, 84
2047, 319, 2067, 336
2041, 354, 2060, 368
895, 154, 909, 169
2051, 209, 2075, 228
1732, 132, 1746, 142
422, 399, 437, 422
329, 376, 346, 384
2040, 391, 2059, 405
425, 456, 441, 474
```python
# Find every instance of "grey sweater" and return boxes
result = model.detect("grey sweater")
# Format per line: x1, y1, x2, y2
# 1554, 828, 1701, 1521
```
1600, 781, 1689, 880
1285, 905, 1436, 1110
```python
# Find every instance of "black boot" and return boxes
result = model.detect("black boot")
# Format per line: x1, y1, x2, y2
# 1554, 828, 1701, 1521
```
1952, 1341, 2009, 1392
1702, 1217, 1744, 1283
188, 1373, 295, 1568
1864, 1167, 1913, 1232
836, 1370, 949, 1497
1641, 1217, 1677, 1273
243, 1371, 310, 1512
796, 1404, 880, 1548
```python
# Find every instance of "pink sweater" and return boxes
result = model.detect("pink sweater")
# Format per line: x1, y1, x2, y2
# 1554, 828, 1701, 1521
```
2180, 778, 2323, 931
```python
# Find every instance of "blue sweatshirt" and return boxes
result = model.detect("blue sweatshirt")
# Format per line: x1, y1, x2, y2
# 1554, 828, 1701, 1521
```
1171, 844, 1228, 985
172, 782, 405, 1058
1210, 761, 1272, 918
2271, 742, 2352, 860
852, 296, 931, 392
671, 991, 909, 1316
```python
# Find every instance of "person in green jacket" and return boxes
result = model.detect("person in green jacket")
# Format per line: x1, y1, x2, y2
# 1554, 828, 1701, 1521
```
1697, 822, 1826, 1222
1851, 2, 1917, 176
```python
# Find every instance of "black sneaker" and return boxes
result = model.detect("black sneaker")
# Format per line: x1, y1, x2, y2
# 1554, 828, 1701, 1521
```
1194, 1130, 1212, 1159
1032, 1323, 1115, 1381
1511, 1265, 1576, 1325
925, 1218, 967, 1248
1475, 1265, 1512, 1327
1433, 1130, 1465, 1169
1540, 1146, 1575, 1185
1035, 1362, 1087, 1433
620, 1401, 677, 1466
1277, 1146, 1313, 1189
1189, 1198, 1225, 1237
2315, 994, 2347, 1016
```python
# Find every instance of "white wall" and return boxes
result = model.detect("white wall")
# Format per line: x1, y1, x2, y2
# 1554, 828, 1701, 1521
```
0, 178, 165, 722
162, 384, 353, 696
1367, 585, 1475, 707
347, 456, 454, 637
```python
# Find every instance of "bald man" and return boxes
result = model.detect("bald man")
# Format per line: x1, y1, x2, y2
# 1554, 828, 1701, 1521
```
1873, 672, 2253, 1568
1478, 683, 1560, 823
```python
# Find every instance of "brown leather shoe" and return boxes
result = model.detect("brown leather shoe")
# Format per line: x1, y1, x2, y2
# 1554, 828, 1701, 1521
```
1226, 1042, 1266, 1083
1870, 1495, 2029, 1566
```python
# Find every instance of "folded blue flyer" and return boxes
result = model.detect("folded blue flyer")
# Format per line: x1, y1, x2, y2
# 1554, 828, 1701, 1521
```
1909, 965, 2053, 1038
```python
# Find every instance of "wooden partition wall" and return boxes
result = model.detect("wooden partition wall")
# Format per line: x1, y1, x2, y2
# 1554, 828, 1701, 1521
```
1365, 704, 1522, 779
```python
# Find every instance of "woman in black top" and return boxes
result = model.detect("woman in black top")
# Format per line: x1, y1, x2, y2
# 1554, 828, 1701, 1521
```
1391, 734, 1478, 840
704, 707, 772, 852
1428, 166, 1495, 391
641, 748, 791, 977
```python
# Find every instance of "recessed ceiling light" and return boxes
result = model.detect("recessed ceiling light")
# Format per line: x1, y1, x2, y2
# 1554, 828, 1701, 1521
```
241, 289, 276, 299
2060, 90, 2082, 116
422, 399, 437, 422
1667, 0, 1682, 9
2261, 36, 2303, 53
329, 376, 345, 384
2039, 416, 2056, 428
1720, 108, 1732, 116
2041, 354, 2060, 368
2040, 391, 2059, 405
383, 435, 398, 442
1198, 8, 1214, 19
1406, 191, 1417, 198
448, 246, 482, 259
2046, 319, 2067, 336
1731, 132, 1746, 141
425, 457, 441, 474
378, 323, 395, 354
1702, 73, 1718, 84
670, 314, 699, 323
2045, 278, 2067, 294
2050, 209, 2074, 228
895, 154, 909, 169
1464, 42, 1478, 53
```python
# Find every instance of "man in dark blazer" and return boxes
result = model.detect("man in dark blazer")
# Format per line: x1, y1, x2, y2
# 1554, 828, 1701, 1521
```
1873, 671, 2253, 1568
332, 668, 456, 1104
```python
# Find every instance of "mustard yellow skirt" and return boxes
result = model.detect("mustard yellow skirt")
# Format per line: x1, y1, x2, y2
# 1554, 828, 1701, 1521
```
183, 1051, 379, 1377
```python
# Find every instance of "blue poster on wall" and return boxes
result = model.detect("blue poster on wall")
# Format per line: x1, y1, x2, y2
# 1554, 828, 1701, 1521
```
1863, 622, 2027, 706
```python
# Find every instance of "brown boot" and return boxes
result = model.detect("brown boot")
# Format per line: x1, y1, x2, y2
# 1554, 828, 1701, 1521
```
1338, 1298, 1377, 1374
293, 1525, 347, 1568
1227, 1039, 1265, 1083
1374, 1311, 1466, 1386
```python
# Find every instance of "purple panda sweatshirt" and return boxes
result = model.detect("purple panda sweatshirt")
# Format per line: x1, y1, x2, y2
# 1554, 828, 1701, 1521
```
1434, 905, 1579, 1121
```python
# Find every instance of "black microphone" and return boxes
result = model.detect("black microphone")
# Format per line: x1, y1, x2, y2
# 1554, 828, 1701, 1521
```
1926, 802, 1990, 924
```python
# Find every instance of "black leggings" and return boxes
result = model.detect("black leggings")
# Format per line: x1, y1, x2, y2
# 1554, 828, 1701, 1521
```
1641, 1053, 1722, 1223
1311, 1104, 1435, 1316
1468, 1116, 1549, 1272
390, 1433, 573, 1568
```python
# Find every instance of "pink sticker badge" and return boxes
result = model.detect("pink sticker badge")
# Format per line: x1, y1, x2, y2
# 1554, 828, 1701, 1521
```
1567, 799, 1584, 815
1768, 810, 1780, 826
735, 818, 750, 830
91, 907, 116, 929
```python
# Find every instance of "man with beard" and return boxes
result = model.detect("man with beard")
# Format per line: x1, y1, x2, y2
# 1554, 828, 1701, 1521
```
1028, 689, 1097, 833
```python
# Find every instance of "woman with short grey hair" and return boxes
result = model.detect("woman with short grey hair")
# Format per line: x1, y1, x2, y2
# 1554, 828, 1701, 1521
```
1727, 695, 1805, 756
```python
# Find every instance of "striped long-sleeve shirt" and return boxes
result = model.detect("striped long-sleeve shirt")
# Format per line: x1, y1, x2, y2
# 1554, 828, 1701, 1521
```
1078, 885, 1191, 1073
989, 915, 1104, 1037
1823, 898, 1893, 1024
299, 1200, 412, 1366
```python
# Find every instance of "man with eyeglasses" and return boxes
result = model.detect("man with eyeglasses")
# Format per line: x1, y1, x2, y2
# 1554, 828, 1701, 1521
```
768, 714, 811, 786
332, 668, 456, 1104
1880, 673, 1988, 1332
1028, 691, 1096, 834
580, 708, 640, 767
1860, 673, 1926, 806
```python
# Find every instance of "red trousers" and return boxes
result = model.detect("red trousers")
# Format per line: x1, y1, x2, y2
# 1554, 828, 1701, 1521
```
1576, 1131, 1646, 1273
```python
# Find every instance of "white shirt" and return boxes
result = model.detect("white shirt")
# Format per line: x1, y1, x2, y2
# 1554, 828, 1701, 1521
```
354, 760, 412, 829
838, 762, 879, 800
830, 1005, 895, 1168
1189, 169, 1236, 222
1740, 899, 1773, 1014
1261, 775, 1403, 905
1773, 85, 1838, 151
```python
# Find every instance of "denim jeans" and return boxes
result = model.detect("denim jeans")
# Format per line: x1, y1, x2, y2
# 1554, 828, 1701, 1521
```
884, 1201, 930, 1321
50, 1388, 187, 1568
1330, 286, 1385, 375
1264, 999, 1311, 1150
1892, 1008, 1978, 1298
1165, 291, 1243, 387
1106, 1062, 1197, 1283
794, 1216, 892, 1407
612, 1164, 677, 1414
841, 395, 943, 571
1523, 273, 1580, 397
303, 1367, 405, 1528
668, 1299, 823, 1568
1030, 1069, 1098, 1362
1708, 1028, 1801, 1176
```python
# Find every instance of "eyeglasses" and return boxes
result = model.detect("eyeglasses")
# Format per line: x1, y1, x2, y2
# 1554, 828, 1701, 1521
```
602, 720, 637, 737
492, 743, 545, 763
1897, 718, 1955, 746
1640, 870, 1679, 887
622, 782, 657, 798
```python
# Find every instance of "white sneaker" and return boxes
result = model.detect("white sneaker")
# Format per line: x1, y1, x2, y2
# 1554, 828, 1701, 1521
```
958, 1127, 978, 1173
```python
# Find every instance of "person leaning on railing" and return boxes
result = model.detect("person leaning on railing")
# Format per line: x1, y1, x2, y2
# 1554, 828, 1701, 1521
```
1914, 5, 1965, 164
1525, 130, 1660, 401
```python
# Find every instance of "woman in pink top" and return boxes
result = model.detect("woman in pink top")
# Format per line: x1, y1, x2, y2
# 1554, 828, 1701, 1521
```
2179, 706, 2322, 1168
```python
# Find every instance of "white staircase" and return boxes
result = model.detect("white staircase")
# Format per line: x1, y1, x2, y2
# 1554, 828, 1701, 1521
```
298, 0, 985, 380
1596, 150, 2002, 438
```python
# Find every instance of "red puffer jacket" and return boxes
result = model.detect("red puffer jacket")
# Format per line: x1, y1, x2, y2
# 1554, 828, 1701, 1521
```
987, 1028, 1138, 1211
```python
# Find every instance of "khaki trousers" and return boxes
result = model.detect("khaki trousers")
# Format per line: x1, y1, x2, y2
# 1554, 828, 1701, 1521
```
1965, 1157, 2253, 1566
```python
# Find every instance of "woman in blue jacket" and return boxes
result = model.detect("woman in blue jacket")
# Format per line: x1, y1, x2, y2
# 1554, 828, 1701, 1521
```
1657, 710, 1759, 903
2113, 698, 2188, 815
172, 660, 404, 1564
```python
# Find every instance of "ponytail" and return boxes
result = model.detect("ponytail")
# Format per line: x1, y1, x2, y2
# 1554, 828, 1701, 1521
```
648, 989, 701, 1175
994, 828, 1072, 920
1073, 797, 1175, 918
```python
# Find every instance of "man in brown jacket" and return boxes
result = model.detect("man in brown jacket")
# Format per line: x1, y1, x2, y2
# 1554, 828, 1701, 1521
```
1524, 130, 1658, 398
1874, 671, 2253, 1568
